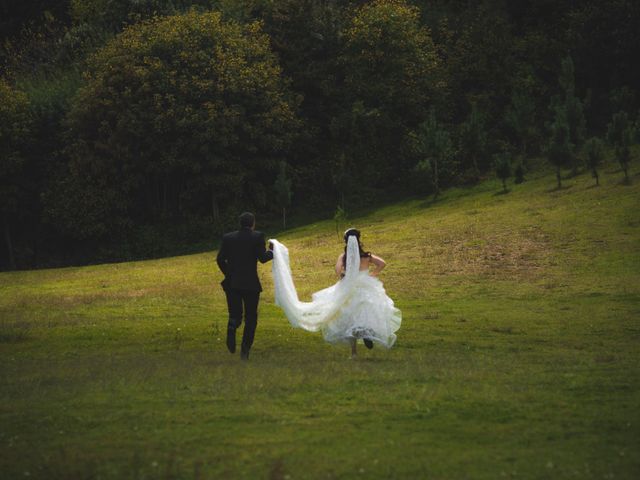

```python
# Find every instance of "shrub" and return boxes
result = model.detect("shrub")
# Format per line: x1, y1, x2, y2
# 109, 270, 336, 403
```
494, 153, 512, 192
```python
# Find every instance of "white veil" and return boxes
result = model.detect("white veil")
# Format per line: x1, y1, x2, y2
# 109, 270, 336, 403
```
270, 235, 361, 331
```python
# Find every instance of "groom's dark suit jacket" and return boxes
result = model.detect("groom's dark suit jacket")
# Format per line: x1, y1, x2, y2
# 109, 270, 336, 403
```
216, 227, 273, 292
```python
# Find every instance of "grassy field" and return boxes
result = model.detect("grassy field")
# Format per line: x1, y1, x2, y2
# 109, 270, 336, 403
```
1, 162, 639, 479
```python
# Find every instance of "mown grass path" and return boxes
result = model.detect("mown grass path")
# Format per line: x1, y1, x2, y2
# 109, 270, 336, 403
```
1, 163, 639, 479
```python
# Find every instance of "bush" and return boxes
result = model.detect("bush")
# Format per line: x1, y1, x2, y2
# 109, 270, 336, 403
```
494, 152, 511, 192
54, 10, 299, 242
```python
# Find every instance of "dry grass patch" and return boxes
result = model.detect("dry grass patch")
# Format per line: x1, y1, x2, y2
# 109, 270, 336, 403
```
387, 224, 552, 281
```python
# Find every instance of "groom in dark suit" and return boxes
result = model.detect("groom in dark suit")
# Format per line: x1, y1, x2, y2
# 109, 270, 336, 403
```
216, 212, 273, 360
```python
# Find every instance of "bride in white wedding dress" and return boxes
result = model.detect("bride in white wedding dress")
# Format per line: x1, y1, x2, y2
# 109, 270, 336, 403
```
270, 228, 402, 357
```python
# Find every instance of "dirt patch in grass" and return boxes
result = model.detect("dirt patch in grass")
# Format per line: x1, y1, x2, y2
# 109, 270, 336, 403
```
396, 225, 553, 280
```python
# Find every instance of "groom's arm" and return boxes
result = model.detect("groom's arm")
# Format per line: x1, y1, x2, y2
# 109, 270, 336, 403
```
216, 236, 228, 274
256, 233, 273, 263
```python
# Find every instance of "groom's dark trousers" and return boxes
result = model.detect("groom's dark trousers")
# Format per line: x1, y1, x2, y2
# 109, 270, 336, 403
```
224, 289, 260, 353
216, 227, 272, 356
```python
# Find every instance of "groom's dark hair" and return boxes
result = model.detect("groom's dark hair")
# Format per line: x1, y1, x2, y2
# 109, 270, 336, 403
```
239, 212, 255, 228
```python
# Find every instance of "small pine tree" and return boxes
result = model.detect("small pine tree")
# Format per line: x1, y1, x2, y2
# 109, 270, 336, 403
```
615, 143, 631, 182
459, 103, 488, 180
334, 205, 347, 239
413, 109, 453, 199
514, 161, 525, 184
274, 161, 292, 229
584, 137, 604, 186
494, 153, 512, 192
607, 111, 633, 182
505, 88, 536, 161
547, 116, 573, 189
559, 56, 586, 151
551, 56, 586, 176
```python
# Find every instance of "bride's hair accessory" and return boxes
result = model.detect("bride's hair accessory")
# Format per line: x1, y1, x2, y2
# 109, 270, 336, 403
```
342, 228, 370, 268
343, 228, 360, 242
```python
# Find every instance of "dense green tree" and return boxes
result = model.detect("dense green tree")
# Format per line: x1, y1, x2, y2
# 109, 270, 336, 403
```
547, 116, 572, 189
338, 0, 444, 187
2, 0, 640, 268
458, 103, 488, 179
0, 79, 32, 269
411, 110, 454, 199
505, 87, 537, 161
565, 1, 640, 130
584, 137, 605, 186
609, 86, 637, 116
554, 55, 586, 175
559, 57, 586, 146
258, 0, 348, 204
435, 4, 514, 123
54, 10, 298, 240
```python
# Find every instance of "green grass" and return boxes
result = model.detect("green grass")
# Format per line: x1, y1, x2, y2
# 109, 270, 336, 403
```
1, 162, 639, 479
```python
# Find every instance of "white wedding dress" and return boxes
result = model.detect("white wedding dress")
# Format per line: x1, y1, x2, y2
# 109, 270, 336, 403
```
270, 236, 401, 348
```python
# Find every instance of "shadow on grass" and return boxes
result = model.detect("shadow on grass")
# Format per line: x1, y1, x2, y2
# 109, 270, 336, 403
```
545, 184, 574, 193
418, 195, 443, 209
0, 320, 31, 343
36, 448, 208, 480
618, 177, 633, 186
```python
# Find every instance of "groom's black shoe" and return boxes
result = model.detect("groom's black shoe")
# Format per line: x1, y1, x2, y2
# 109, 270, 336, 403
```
226, 326, 237, 353
363, 338, 374, 349
240, 350, 249, 361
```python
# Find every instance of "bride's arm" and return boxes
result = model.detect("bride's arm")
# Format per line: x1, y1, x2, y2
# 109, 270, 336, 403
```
335, 253, 345, 278
369, 254, 386, 276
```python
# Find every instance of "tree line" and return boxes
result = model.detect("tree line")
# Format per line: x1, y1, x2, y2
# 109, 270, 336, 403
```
1, 0, 639, 270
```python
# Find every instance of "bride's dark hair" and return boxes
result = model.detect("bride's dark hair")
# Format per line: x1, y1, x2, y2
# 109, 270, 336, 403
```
343, 228, 371, 268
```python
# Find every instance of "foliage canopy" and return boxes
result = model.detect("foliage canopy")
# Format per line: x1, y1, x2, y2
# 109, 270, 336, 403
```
56, 10, 298, 239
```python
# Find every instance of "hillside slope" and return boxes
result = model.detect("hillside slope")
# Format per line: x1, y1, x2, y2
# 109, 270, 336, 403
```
1, 162, 639, 479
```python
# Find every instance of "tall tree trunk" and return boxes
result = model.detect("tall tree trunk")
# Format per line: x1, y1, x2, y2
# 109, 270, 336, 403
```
556, 166, 562, 189
472, 154, 479, 180
594, 170, 599, 186
282, 207, 286, 229
571, 154, 579, 177
211, 190, 221, 234
433, 157, 440, 199
3, 216, 16, 270
502, 178, 507, 192
521, 140, 528, 169
162, 180, 168, 218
